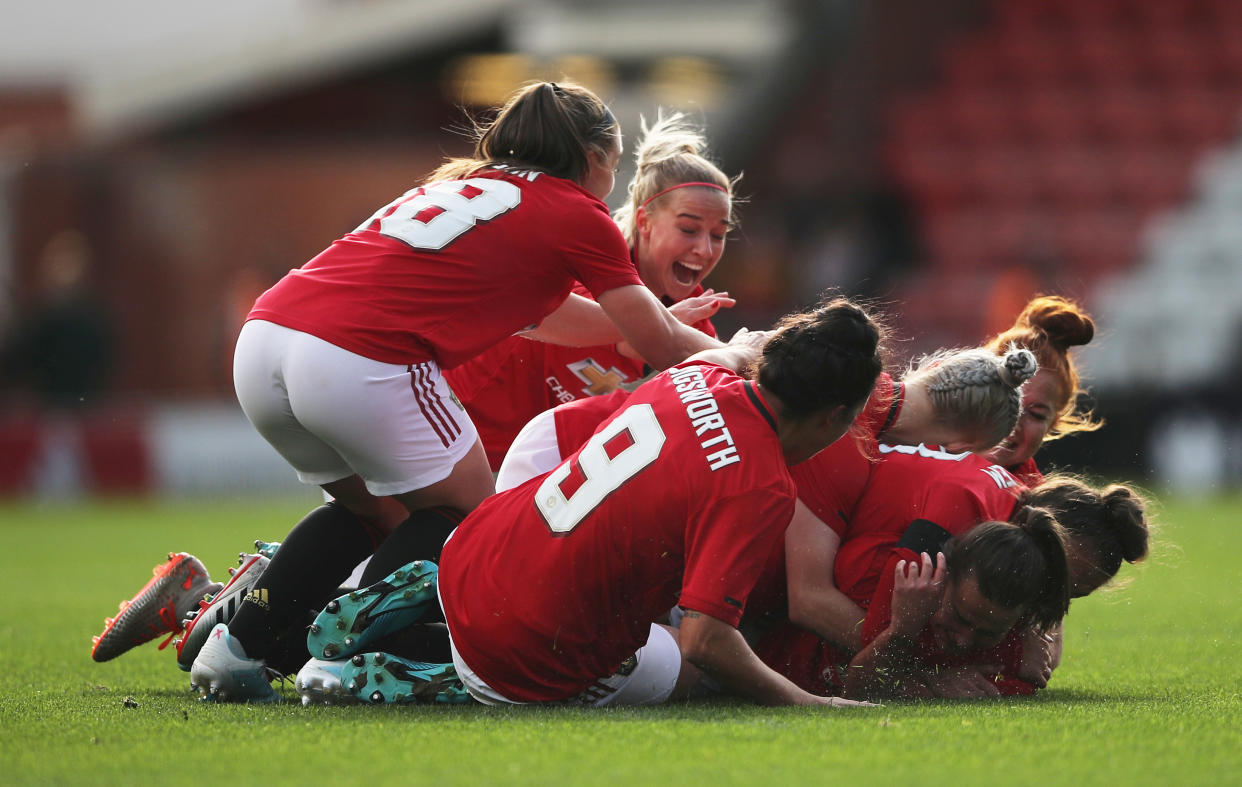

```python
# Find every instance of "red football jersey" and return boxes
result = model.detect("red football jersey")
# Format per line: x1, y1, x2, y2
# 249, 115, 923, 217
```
439, 361, 797, 702
743, 373, 903, 621
789, 372, 902, 540
553, 388, 632, 458
757, 448, 1027, 696
1008, 457, 1044, 487
445, 282, 717, 469
247, 167, 642, 368
835, 444, 1024, 608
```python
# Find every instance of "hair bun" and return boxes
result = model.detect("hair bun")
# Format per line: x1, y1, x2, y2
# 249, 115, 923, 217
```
1102, 486, 1150, 563
1021, 296, 1095, 351
1000, 347, 1038, 387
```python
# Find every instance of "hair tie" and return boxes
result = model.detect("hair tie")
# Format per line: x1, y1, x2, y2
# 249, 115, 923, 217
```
640, 181, 728, 210
589, 105, 617, 138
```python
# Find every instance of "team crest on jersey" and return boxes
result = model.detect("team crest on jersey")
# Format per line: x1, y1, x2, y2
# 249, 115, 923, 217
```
568, 358, 628, 396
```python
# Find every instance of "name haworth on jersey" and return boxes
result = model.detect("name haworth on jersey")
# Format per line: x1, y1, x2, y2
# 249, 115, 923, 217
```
669, 364, 740, 471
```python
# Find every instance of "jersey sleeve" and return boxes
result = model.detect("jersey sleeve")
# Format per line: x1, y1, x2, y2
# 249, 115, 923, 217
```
678, 486, 795, 628
790, 439, 874, 538
561, 206, 644, 299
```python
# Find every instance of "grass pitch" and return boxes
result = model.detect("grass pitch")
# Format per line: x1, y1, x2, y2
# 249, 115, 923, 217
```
1, 492, 1239, 786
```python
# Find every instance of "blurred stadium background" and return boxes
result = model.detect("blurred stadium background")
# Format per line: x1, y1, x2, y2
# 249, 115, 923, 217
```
1, 0, 1239, 500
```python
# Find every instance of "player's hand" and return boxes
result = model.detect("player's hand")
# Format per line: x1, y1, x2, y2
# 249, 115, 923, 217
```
890, 552, 945, 637
1017, 626, 1057, 688
926, 665, 1003, 698
726, 326, 773, 350
667, 289, 735, 326
813, 695, 878, 708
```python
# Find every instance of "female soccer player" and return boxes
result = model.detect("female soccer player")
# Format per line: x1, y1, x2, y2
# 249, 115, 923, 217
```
756, 445, 1150, 699
841, 508, 1071, 700
91, 110, 735, 668
188, 81, 729, 701
302, 296, 887, 708
446, 112, 737, 469
749, 294, 1100, 667
982, 295, 1100, 485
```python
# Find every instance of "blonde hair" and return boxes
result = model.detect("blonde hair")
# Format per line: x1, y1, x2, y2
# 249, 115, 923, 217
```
905, 346, 1038, 448
613, 111, 735, 246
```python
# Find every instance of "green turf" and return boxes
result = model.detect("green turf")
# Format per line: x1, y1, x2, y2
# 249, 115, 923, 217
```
1, 493, 1239, 786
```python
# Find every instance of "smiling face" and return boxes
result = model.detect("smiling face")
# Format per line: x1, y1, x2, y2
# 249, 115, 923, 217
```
929, 573, 1024, 654
986, 369, 1064, 468
634, 186, 730, 302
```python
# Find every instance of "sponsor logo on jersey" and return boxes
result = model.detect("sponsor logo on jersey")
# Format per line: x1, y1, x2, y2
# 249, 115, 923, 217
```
568, 358, 628, 397
546, 376, 576, 404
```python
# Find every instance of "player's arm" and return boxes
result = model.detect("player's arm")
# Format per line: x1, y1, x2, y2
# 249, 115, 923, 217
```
525, 289, 733, 359
785, 500, 866, 654
521, 293, 630, 347
615, 289, 735, 361
843, 552, 945, 700
596, 285, 726, 369
677, 609, 867, 707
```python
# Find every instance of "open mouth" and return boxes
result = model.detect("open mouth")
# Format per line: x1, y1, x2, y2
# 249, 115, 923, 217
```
672, 261, 701, 286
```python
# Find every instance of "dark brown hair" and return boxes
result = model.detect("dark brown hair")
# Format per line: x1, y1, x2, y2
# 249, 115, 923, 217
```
945, 507, 1071, 630
757, 295, 886, 420
1023, 475, 1150, 585
429, 81, 618, 185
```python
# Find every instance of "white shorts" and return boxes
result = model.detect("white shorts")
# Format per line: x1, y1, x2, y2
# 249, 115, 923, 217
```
233, 320, 477, 496
448, 623, 682, 707
494, 406, 564, 491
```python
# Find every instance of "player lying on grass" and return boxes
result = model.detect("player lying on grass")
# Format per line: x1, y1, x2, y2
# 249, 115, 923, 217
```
746, 293, 1117, 695
753, 444, 1150, 698
88, 332, 1036, 683
841, 510, 1070, 699
196, 295, 887, 705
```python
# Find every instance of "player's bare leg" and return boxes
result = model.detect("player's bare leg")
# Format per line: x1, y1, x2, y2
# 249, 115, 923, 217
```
389, 438, 495, 515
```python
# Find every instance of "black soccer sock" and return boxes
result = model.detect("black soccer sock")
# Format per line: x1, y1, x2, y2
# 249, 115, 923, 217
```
359, 506, 463, 586
367, 622, 453, 663
227, 502, 381, 664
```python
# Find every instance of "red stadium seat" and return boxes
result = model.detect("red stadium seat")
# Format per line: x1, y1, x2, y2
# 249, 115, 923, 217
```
940, 86, 1022, 146
1144, 30, 1215, 87
1163, 87, 1242, 149
1018, 87, 1094, 145
1114, 146, 1194, 217
1038, 145, 1117, 209
1054, 207, 1143, 274
992, 32, 1078, 86
886, 144, 974, 215
1092, 89, 1165, 145
1070, 31, 1146, 86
